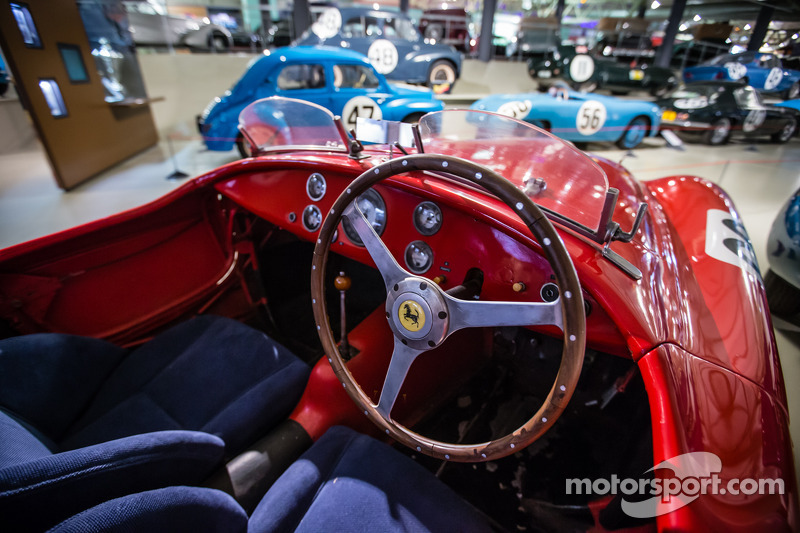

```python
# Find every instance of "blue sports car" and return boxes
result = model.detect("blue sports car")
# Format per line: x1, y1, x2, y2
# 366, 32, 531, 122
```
294, 6, 462, 91
197, 46, 444, 156
683, 51, 800, 100
470, 85, 662, 149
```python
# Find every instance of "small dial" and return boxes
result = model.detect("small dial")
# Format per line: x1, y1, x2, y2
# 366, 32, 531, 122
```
342, 189, 387, 246
302, 205, 322, 232
405, 240, 434, 274
306, 173, 327, 201
413, 201, 442, 236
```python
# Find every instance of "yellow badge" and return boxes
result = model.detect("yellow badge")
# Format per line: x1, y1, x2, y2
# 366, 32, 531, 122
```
398, 300, 425, 332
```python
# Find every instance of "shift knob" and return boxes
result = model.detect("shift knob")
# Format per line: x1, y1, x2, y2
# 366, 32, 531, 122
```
334, 273, 351, 291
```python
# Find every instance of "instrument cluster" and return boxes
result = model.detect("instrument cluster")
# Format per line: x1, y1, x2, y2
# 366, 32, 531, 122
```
300, 172, 448, 276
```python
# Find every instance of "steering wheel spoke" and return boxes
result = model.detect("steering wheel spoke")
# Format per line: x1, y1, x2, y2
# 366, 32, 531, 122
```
376, 337, 425, 418
343, 202, 408, 290
444, 295, 563, 335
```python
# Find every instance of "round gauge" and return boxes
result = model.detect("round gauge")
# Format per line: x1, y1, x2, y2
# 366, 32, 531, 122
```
404, 240, 434, 274
342, 189, 387, 246
302, 205, 322, 232
306, 173, 327, 201
413, 201, 443, 236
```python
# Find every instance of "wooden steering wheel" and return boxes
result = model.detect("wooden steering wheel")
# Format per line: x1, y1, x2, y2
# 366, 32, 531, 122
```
311, 154, 586, 462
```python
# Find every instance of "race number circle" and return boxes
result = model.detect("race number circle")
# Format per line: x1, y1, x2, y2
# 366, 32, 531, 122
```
576, 100, 607, 136
569, 55, 595, 83
743, 109, 766, 132
764, 67, 783, 90
368, 40, 399, 74
342, 96, 383, 131
674, 97, 708, 109
497, 100, 532, 120
724, 62, 747, 80
312, 8, 342, 39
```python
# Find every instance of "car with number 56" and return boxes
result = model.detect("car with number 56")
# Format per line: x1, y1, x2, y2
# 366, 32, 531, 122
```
471, 84, 662, 149
294, 6, 462, 91
197, 46, 444, 157
657, 81, 798, 145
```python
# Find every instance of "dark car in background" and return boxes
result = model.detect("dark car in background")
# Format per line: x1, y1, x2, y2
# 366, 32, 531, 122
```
294, 6, 462, 91
528, 47, 678, 96
121, 0, 233, 50
418, 8, 472, 52
657, 81, 798, 144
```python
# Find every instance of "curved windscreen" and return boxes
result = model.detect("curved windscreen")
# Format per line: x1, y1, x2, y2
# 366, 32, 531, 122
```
239, 97, 347, 152
418, 110, 609, 231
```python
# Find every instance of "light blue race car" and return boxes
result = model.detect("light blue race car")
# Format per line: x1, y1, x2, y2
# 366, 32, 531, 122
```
683, 52, 800, 100
471, 86, 662, 149
294, 6, 462, 92
775, 99, 800, 113
197, 46, 444, 156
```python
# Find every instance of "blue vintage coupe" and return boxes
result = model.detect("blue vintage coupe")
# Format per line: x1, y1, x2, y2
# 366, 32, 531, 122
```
294, 6, 462, 91
198, 46, 444, 156
470, 85, 662, 149
683, 51, 800, 100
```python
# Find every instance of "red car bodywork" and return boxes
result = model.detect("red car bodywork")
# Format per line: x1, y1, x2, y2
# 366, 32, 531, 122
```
0, 142, 795, 529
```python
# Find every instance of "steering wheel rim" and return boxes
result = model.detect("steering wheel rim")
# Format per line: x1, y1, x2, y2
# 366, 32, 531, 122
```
311, 153, 586, 462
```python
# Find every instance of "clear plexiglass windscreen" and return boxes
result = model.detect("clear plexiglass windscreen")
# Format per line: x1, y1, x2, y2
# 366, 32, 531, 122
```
418, 110, 609, 231
239, 97, 348, 152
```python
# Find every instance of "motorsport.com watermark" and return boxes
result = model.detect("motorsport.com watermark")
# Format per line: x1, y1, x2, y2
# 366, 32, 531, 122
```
565, 452, 785, 518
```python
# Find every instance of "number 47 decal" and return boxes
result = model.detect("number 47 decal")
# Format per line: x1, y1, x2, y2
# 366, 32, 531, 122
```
343, 96, 383, 130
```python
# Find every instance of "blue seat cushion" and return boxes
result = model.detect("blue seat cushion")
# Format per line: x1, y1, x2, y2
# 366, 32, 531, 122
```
47, 486, 248, 533
62, 315, 310, 454
0, 428, 226, 532
249, 426, 493, 533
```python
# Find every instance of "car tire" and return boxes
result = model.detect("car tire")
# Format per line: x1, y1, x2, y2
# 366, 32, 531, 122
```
402, 113, 426, 124
424, 24, 444, 42
765, 269, 800, 317
209, 33, 229, 52
616, 116, 650, 150
236, 133, 252, 158
784, 81, 800, 100
427, 60, 457, 92
703, 118, 731, 145
771, 117, 797, 143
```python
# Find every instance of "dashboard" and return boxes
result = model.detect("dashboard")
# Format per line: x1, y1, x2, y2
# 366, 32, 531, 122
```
214, 163, 629, 357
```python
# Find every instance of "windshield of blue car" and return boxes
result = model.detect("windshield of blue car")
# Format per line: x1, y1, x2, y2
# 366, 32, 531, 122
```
667, 85, 722, 98
382, 15, 420, 41
705, 52, 755, 66
333, 64, 380, 89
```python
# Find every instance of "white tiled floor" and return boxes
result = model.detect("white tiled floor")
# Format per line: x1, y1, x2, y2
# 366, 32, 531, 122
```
1, 130, 799, 485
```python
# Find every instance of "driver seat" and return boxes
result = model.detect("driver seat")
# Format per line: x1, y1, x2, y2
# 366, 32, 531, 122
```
48, 426, 494, 533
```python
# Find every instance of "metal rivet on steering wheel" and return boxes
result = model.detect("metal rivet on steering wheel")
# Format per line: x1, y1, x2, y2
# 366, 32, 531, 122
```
311, 154, 586, 462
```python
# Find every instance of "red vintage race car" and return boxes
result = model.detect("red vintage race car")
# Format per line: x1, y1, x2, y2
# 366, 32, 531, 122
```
0, 98, 796, 532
